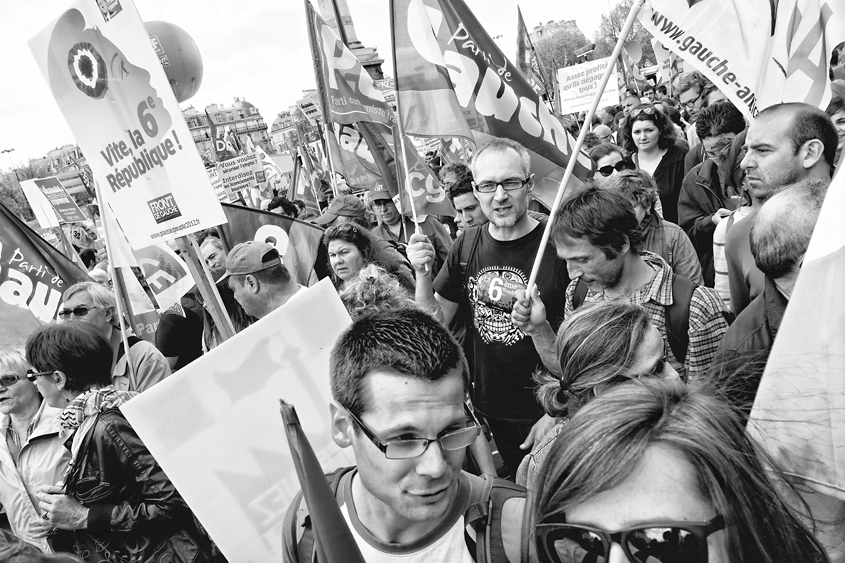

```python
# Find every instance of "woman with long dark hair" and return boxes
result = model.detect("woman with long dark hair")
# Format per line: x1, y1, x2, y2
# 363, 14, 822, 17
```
624, 104, 688, 223
324, 223, 415, 292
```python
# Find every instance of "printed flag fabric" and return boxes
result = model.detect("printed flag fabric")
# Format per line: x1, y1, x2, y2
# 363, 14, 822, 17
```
333, 124, 386, 191
390, 0, 592, 209
389, 0, 475, 142
216, 203, 326, 286
0, 202, 90, 325
747, 169, 845, 500
280, 402, 367, 563
516, 7, 549, 96
207, 110, 238, 162
305, 1, 396, 130
639, 0, 845, 118
621, 45, 645, 83
395, 131, 456, 217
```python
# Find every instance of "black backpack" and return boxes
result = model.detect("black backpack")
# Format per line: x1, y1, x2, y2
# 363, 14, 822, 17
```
571, 274, 696, 364
282, 467, 528, 563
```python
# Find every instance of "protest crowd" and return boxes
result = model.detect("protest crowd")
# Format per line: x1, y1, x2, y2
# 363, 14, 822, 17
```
2, 0, 845, 562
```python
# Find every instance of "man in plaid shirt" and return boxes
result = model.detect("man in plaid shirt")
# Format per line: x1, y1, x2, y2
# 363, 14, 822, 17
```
551, 187, 729, 381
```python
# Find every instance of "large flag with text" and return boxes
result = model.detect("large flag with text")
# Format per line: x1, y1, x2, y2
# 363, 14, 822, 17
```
0, 202, 90, 326
389, 0, 475, 142
639, 0, 845, 117
390, 0, 592, 209
207, 110, 239, 162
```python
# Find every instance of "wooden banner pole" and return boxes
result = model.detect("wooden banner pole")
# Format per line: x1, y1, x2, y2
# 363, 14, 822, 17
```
525, 0, 645, 293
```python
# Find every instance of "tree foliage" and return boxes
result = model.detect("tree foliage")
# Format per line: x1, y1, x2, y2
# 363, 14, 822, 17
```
593, 0, 656, 67
534, 25, 588, 78
0, 166, 37, 222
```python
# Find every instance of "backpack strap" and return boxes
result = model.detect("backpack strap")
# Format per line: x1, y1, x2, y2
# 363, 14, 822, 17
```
571, 279, 589, 311
464, 473, 528, 563
282, 466, 356, 563
665, 274, 696, 365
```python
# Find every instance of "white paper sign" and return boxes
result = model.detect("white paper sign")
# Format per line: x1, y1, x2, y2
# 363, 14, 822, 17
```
557, 57, 621, 115
29, 0, 227, 249
120, 279, 355, 562
19, 179, 61, 229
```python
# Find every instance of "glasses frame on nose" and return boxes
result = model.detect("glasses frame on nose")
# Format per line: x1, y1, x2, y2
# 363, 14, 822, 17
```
473, 176, 532, 194
535, 513, 725, 563
25, 369, 54, 383
346, 403, 481, 460
56, 305, 102, 320
682, 90, 704, 110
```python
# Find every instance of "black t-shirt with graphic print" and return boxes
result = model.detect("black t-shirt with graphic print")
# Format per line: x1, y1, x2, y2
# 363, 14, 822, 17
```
434, 223, 569, 423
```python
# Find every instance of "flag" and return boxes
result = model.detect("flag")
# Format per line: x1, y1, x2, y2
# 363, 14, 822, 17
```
516, 7, 550, 97
0, 202, 90, 324
332, 123, 386, 191
621, 44, 645, 83
207, 110, 238, 161
279, 402, 367, 563
216, 203, 326, 286
638, 0, 845, 118
394, 131, 456, 217
305, 1, 396, 130
747, 169, 845, 512
69, 155, 95, 198
388, 0, 474, 142
390, 0, 592, 209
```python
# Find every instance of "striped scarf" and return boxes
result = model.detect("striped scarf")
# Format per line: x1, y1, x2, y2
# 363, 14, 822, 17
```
59, 386, 136, 431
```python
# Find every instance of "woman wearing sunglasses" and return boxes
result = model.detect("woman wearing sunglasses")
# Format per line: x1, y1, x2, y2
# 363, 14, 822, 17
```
533, 379, 829, 563
624, 104, 689, 224
588, 144, 635, 188
516, 301, 678, 490
0, 351, 70, 552
24, 323, 223, 562
324, 223, 416, 293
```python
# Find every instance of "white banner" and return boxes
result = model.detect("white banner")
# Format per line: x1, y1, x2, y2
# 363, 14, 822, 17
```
121, 279, 355, 562
651, 38, 673, 85
19, 180, 60, 229
29, 0, 227, 249
557, 57, 621, 115
639, 0, 845, 118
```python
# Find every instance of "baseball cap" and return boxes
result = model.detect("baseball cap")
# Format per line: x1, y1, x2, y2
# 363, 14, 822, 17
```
369, 183, 392, 202
315, 194, 365, 226
219, 241, 281, 282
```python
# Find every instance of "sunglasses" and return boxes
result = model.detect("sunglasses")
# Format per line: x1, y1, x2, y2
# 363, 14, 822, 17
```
597, 161, 632, 177
629, 106, 658, 118
0, 373, 30, 387
57, 305, 101, 320
536, 514, 725, 563
325, 223, 359, 237
25, 369, 53, 383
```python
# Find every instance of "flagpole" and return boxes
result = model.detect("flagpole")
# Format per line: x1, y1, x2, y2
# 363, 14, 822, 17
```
322, 123, 340, 197
388, 0, 423, 234
526, 0, 645, 294
94, 183, 138, 387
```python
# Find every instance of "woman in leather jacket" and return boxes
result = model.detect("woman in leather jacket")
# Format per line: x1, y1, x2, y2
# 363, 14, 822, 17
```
25, 322, 225, 562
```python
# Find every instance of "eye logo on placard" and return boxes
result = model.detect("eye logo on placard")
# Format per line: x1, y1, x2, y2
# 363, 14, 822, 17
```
148, 193, 182, 224
68, 42, 108, 98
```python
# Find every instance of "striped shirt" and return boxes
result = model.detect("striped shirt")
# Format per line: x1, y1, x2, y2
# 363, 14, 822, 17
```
564, 252, 729, 382
713, 207, 752, 312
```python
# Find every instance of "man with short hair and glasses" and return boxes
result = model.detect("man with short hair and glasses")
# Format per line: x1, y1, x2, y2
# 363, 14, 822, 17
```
408, 138, 569, 478
282, 309, 528, 562
59, 281, 170, 393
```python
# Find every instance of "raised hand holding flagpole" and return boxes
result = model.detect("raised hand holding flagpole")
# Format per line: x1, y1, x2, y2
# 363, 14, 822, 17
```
525, 0, 645, 295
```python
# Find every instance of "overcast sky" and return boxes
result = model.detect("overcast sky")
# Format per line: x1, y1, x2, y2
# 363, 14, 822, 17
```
1, 0, 613, 168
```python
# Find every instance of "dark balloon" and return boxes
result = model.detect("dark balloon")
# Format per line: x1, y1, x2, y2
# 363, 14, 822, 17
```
144, 20, 203, 103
